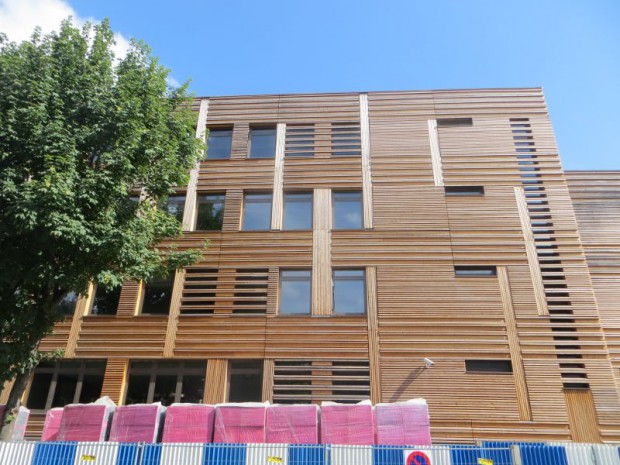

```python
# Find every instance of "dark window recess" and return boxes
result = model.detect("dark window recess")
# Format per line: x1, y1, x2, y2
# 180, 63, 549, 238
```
195, 194, 225, 230
233, 269, 268, 314
26, 360, 106, 410
444, 186, 485, 196
141, 275, 174, 315
249, 126, 277, 159
437, 118, 473, 128
465, 360, 513, 373
285, 125, 315, 157
125, 361, 206, 406
160, 195, 186, 223
228, 361, 263, 402
563, 383, 590, 389
180, 268, 217, 315
205, 127, 233, 160
454, 266, 497, 277
331, 123, 361, 156
56, 291, 78, 316
91, 284, 121, 315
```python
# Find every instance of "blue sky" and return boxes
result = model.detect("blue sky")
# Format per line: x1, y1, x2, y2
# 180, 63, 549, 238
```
2, 0, 618, 170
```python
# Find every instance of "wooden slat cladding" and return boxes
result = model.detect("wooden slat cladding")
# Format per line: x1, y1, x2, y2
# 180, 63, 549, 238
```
205, 359, 228, 404
565, 389, 601, 443
312, 189, 332, 315
100, 358, 128, 405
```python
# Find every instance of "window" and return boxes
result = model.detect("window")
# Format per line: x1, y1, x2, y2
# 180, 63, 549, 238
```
228, 361, 263, 402
280, 270, 311, 315
90, 284, 121, 315
26, 360, 106, 410
436, 118, 473, 127
285, 124, 314, 157
161, 195, 186, 223
331, 123, 361, 156
445, 186, 485, 196
125, 361, 206, 406
141, 275, 174, 314
248, 126, 276, 159
283, 192, 313, 230
195, 194, 225, 230
56, 291, 78, 316
333, 269, 366, 315
206, 127, 232, 160
332, 191, 363, 230
454, 266, 497, 277
242, 193, 272, 230
465, 360, 513, 373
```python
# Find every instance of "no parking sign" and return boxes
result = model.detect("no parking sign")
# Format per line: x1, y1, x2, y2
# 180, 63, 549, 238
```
403, 449, 433, 465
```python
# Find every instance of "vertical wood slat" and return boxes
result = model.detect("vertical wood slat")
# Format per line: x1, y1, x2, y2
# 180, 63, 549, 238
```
0, 379, 14, 404
366, 266, 382, 404
163, 269, 186, 357
267, 267, 279, 316
514, 186, 549, 316
498, 266, 532, 421
564, 389, 601, 443
100, 358, 129, 405
222, 189, 243, 232
115, 281, 142, 317
182, 98, 209, 231
65, 284, 94, 357
262, 359, 275, 402
205, 359, 229, 404
271, 123, 286, 230
312, 189, 332, 315
360, 94, 374, 229
427, 119, 444, 187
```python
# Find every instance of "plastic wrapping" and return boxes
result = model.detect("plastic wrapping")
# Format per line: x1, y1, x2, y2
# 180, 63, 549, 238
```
109, 403, 166, 443
266, 404, 319, 444
57, 396, 115, 441
8, 406, 30, 441
213, 402, 268, 443
161, 403, 216, 443
375, 398, 431, 446
320, 400, 374, 445
41, 407, 64, 441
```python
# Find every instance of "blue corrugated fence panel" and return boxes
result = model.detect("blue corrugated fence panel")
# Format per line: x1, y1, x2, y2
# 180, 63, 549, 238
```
141, 444, 161, 465
288, 445, 326, 465
32, 442, 78, 465
520, 445, 568, 465
116, 443, 140, 465
373, 445, 405, 465
450, 445, 482, 465
202, 443, 246, 465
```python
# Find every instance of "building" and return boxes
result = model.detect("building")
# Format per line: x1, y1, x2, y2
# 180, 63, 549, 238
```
2, 88, 619, 443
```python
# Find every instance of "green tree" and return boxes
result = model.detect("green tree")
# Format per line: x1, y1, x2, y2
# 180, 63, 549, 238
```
0, 19, 204, 436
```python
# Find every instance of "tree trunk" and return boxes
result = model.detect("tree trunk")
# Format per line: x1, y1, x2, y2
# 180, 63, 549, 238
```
0, 368, 32, 441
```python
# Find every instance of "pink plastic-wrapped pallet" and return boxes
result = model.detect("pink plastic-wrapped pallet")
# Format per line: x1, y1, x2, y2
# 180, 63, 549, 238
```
109, 403, 166, 443
266, 404, 319, 444
57, 397, 115, 441
214, 402, 268, 443
162, 404, 215, 443
375, 398, 431, 446
41, 408, 64, 441
320, 400, 374, 445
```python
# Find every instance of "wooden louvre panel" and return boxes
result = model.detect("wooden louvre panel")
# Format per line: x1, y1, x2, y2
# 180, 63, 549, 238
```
272, 360, 370, 404
331, 122, 362, 157
180, 267, 218, 315
233, 268, 269, 314
285, 124, 315, 157
100, 358, 129, 405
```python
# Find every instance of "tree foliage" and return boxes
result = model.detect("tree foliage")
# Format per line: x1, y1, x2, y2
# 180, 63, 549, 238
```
0, 19, 204, 389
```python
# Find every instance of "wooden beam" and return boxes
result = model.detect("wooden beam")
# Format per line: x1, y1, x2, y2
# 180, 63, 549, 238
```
163, 269, 186, 357
271, 122, 286, 230
427, 119, 444, 187
360, 93, 374, 228
312, 189, 332, 315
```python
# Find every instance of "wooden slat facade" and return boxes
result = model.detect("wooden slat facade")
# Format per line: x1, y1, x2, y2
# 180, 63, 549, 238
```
7, 88, 620, 443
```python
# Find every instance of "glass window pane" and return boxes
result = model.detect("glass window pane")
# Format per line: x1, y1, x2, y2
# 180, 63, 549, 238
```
283, 193, 312, 230
126, 374, 150, 405
153, 375, 178, 406
280, 270, 311, 315
91, 285, 121, 315
161, 196, 185, 223
206, 128, 232, 160
27, 373, 53, 409
333, 191, 362, 229
52, 373, 78, 407
79, 374, 104, 403
141, 276, 174, 315
243, 194, 272, 230
196, 194, 225, 230
249, 127, 276, 159
56, 291, 78, 316
333, 269, 366, 314
181, 375, 205, 403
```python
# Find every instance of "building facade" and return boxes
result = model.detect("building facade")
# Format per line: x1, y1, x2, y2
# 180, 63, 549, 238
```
2, 88, 619, 443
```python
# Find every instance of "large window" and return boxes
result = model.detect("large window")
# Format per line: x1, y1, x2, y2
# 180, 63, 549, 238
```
141, 275, 174, 315
332, 191, 363, 230
195, 194, 225, 230
125, 361, 206, 406
242, 193, 272, 231
161, 195, 186, 223
333, 269, 366, 315
206, 127, 233, 160
27, 360, 106, 410
56, 291, 78, 316
280, 270, 311, 315
228, 361, 263, 402
90, 284, 121, 315
248, 126, 276, 159
283, 192, 312, 230
465, 360, 513, 373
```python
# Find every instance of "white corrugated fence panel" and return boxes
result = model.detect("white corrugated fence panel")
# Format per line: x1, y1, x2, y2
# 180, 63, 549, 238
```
592, 444, 620, 465
331, 445, 372, 465
246, 444, 288, 465
160, 443, 204, 465
73, 442, 119, 465
0, 441, 36, 465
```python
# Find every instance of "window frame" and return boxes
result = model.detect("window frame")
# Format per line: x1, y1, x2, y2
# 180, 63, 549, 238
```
194, 192, 226, 231
242, 192, 273, 231
89, 283, 121, 316
248, 125, 277, 159
332, 268, 367, 315
139, 275, 175, 315
332, 190, 363, 230
160, 194, 186, 224
279, 269, 312, 315
205, 126, 233, 160
283, 191, 313, 230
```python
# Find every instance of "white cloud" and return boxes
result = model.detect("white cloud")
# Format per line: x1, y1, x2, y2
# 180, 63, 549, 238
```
166, 76, 181, 89
0, 0, 130, 59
